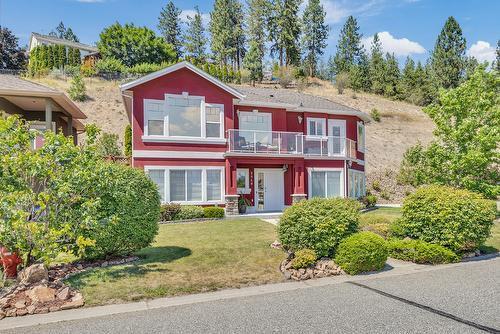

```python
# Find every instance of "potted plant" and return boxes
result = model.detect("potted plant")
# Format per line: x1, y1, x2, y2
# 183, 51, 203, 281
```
238, 197, 252, 214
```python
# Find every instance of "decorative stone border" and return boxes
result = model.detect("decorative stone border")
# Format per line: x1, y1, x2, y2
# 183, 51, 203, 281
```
280, 255, 344, 281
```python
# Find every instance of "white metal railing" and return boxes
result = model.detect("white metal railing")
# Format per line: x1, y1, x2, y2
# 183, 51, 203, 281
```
227, 129, 357, 159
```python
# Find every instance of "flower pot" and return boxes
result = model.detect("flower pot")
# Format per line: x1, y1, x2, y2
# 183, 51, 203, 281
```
0, 246, 22, 279
238, 204, 247, 214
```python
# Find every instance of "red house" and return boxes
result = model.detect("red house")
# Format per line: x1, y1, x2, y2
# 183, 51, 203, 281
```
120, 62, 369, 215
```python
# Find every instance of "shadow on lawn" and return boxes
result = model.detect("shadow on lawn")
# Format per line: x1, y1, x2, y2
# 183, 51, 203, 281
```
67, 246, 191, 288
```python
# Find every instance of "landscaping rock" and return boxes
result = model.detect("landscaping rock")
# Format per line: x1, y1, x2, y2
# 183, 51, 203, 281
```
0, 310, 4, 319
27, 286, 55, 304
16, 308, 28, 316
14, 299, 26, 309
279, 256, 344, 281
49, 306, 60, 313
26, 305, 36, 314
34, 307, 49, 314
18, 264, 48, 285
270, 240, 282, 249
57, 287, 70, 301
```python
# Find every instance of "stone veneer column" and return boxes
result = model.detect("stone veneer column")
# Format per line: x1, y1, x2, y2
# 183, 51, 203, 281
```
225, 195, 240, 216
291, 194, 307, 204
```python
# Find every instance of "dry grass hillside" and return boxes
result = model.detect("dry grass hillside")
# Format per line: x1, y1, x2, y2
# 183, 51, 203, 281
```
30, 76, 435, 203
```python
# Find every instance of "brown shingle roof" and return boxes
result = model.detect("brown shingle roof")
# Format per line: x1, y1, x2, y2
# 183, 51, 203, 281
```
0, 74, 58, 93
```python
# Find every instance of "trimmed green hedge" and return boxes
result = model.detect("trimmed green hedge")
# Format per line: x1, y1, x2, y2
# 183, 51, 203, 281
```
359, 215, 392, 238
292, 249, 317, 269
335, 232, 388, 274
400, 185, 496, 252
278, 198, 361, 257
387, 239, 459, 264
203, 206, 225, 219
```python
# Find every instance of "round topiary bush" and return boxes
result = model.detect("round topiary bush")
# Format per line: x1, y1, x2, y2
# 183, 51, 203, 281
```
334, 232, 388, 275
278, 198, 361, 257
83, 163, 161, 259
400, 185, 496, 253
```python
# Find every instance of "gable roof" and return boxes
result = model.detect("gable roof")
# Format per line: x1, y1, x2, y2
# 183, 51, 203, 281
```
234, 86, 371, 121
29, 33, 98, 53
120, 61, 246, 99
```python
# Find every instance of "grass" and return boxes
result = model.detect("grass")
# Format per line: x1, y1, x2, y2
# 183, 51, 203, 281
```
363, 207, 402, 221
66, 219, 284, 306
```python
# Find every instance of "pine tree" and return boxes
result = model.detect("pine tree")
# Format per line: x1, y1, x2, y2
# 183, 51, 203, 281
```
49, 21, 79, 42
183, 6, 207, 61
383, 53, 401, 98
158, 1, 183, 58
246, 0, 268, 79
369, 33, 385, 94
401, 57, 416, 100
430, 16, 466, 89
333, 16, 362, 75
301, 0, 329, 77
463, 56, 479, 80
495, 40, 500, 72
64, 28, 79, 43
243, 40, 263, 85
357, 49, 371, 91
210, 0, 245, 69
267, 0, 301, 67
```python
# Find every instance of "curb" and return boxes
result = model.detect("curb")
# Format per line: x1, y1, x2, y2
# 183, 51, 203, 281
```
0, 256, 497, 331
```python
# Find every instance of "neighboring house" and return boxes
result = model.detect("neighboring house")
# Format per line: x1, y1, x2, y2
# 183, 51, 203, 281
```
0, 74, 86, 146
28, 32, 98, 59
120, 61, 369, 215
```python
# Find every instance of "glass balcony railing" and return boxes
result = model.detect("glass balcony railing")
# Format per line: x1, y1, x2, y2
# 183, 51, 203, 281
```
227, 129, 357, 159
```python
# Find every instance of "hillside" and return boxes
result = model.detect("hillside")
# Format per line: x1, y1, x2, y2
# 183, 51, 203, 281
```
30, 76, 435, 203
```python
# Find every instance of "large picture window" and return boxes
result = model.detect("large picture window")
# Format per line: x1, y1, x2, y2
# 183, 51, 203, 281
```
145, 167, 224, 204
309, 169, 343, 198
143, 95, 224, 140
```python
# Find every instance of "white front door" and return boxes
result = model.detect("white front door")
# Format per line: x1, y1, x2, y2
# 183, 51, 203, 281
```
254, 169, 285, 212
328, 119, 346, 156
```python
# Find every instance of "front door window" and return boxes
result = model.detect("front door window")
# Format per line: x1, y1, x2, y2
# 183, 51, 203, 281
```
256, 172, 265, 211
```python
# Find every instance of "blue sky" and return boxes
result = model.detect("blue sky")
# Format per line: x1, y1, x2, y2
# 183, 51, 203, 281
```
2, 0, 499, 65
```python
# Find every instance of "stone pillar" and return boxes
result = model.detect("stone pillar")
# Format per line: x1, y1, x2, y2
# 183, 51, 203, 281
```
291, 193, 307, 204
225, 195, 240, 216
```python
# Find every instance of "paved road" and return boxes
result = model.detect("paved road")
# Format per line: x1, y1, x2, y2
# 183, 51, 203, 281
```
3, 257, 499, 334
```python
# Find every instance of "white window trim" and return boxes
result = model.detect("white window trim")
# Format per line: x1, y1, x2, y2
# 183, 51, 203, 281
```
357, 121, 365, 153
306, 117, 326, 139
238, 110, 272, 131
307, 167, 344, 198
236, 168, 250, 194
142, 93, 225, 142
348, 169, 366, 198
144, 166, 225, 205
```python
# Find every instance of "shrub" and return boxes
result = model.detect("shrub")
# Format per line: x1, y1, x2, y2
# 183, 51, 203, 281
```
371, 180, 381, 192
359, 215, 391, 238
83, 163, 160, 259
96, 57, 127, 73
203, 206, 225, 219
64, 65, 81, 77
128, 62, 171, 75
360, 194, 377, 208
400, 185, 496, 252
160, 203, 181, 221
173, 205, 205, 220
124, 125, 132, 157
292, 249, 317, 269
380, 191, 390, 200
96, 132, 121, 157
278, 198, 361, 257
80, 65, 96, 77
334, 232, 388, 275
335, 72, 349, 94
387, 239, 459, 264
387, 218, 407, 239
67, 75, 86, 101
370, 108, 381, 122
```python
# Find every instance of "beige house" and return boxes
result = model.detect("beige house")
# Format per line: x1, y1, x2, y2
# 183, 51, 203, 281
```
0, 74, 86, 144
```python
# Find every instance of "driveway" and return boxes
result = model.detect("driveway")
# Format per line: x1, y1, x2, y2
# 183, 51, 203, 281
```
2, 256, 499, 334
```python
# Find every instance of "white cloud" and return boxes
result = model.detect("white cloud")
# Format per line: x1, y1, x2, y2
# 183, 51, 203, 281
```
467, 41, 496, 64
362, 31, 426, 57
318, 0, 386, 24
179, 9, 210, 26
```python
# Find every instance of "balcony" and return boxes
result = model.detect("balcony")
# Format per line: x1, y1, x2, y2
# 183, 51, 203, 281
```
227, 129, 357, 159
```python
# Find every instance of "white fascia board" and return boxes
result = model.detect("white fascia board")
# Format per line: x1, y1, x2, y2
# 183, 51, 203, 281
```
133, 150, 225, 159
120, 61, 245, 99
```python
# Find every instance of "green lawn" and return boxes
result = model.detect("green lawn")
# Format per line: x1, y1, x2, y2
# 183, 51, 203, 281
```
363, 207, 403, 221
67, 219, 284, 306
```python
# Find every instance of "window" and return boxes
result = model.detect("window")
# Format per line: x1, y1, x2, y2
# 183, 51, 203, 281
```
309, 169, 343, 198
205, 105, 223, 138
143, 95, 224, 139
239, 112, 272, 132
307, 118, 326, 137
348, 170, 366, 198
145, 167, 224, 203
236, 169, 250, 194
144, 100, 166, 136
357, 121, 365, 152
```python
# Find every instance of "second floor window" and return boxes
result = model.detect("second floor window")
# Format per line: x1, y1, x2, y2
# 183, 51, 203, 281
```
144, 94, 224, 140
307, 118, 326, 137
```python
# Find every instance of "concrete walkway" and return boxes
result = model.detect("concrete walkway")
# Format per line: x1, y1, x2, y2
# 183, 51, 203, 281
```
1, 254, 497, 332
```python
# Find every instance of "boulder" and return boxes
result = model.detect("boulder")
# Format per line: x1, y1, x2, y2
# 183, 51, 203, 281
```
16, 308, 28, 316
18, 264, 48, 285
14, 299, 26, 309
27, 286, 55, 304
57, 287, 71, 301
0, 310, 5, 319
